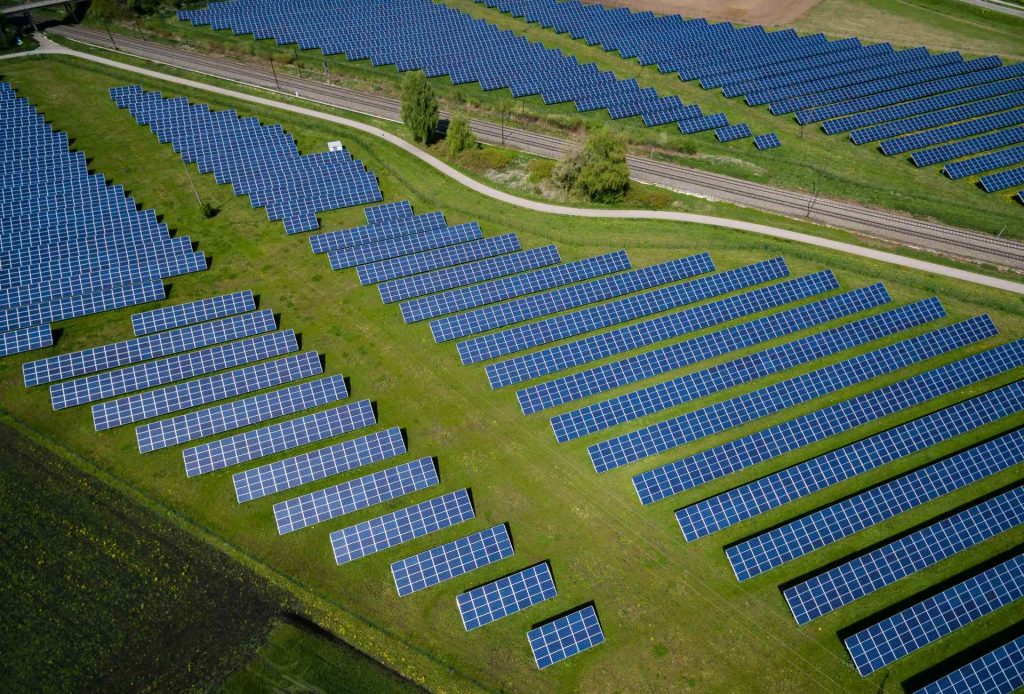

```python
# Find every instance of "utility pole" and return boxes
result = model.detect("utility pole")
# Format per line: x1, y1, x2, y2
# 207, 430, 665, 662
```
103, 18, 118, 51
182, 160, 202, 207
806, 181, 819, 218
269, 57, 280, 90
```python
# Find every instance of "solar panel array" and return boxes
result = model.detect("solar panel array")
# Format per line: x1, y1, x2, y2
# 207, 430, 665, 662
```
915, 635, 1024, 694
274, 456, 439, 534
136, 374, 348, 452
754, 133, 781, 150
0, 82, 204, 355
328, 222, 482, 271
233, 426, 406, 502
183, 398, 374, 477
596, 313, 985, 475
981, 166, 1024, 193
357, 233, 521, 285
310, 210, 447, 255
391, 524, 514, 597
685, 380, 1024, 553
784, 485, 1024, 624
912, 126, 1024, 168
715, 124, 751, 142
552, 297, 941, 444
131, 290, 255, 336
179, 0, 734, 139
110, 86, 382, 233
528, 605, 605, 669
457, 562, 557, 630
845, 552, 1024, 676
633, 323, 1012, 502
330, 488, 475, 565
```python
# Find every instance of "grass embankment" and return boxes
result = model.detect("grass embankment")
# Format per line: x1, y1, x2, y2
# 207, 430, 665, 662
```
75, 2, 1024, 239
1, 55, 1023, 693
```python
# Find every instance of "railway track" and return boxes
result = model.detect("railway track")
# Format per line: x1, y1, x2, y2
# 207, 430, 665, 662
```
47, 23, 1024, 272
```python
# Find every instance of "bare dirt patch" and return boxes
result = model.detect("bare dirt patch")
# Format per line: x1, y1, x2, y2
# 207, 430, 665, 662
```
583, 0, 823, 26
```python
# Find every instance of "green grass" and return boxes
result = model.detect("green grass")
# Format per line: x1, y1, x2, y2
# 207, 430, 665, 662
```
86, 2, 1024, 240
2, 54, 1023, 693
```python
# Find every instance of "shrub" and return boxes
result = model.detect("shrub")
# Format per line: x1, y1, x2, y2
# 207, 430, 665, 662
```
446, 114, 476, 155
552, 128, 630, 203
400, 72, 439, 144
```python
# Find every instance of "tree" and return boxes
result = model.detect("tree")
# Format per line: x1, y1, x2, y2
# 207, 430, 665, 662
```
400, 71, 439, 144
552, 128, 629, 203
446, 113, 476, 155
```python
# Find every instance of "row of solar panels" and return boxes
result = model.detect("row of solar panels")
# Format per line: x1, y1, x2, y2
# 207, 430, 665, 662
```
470, 0, 1024, 195
176, 0, 748, 140
310, 194, 1022, 685
108, 85, 383, 234
0, 83, 207, 360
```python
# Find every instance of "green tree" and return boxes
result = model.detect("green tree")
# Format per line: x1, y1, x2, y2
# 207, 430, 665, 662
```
446, 113, 476, 155
400, 72, 439, 144
552, 128, 630, 203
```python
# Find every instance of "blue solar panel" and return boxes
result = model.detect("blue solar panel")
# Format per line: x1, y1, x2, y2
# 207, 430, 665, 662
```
457, 563, 557, 631
553, 297, 939, 443
881, 108, 1024, 155
685, 381, 1024, 551
330, 488, 475, 565
402, 251, 631, 324
0, 324, 52, 357
327, 223, 482, 270
50, 329, 298, 410
915, 635, 1024, 694
784, 485, 1024, 624
633, 324, 1015, 503
131, 290, 255, 336
183, 398, 374, 477
0, 280, 165, 333
391, 524, 514, 597
309, 211, 447, 254
850, 93, 1024, 145
754, 133, 781, 150
364, 199, 413, 225
458, 257, 784, 366
92, 350, 322, 431
24, 309, 277, 387
528, 605, 605, 669
487, 270, 840, 389
912, 126, 1024, 168
435, 253, 714, 344
845, 552, 1024, 676
715, 124, 752, 142
945, 146, 1024, 179
982, 166, 1024, 192
380, 245, 560, 304
274, 456, 438, 534
136, 374, 348, 452
233, 426, 405, 502
519, 282, 886, 415
357, 233, 522, 285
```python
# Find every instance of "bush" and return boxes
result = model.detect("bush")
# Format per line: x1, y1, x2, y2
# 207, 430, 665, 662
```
527, 159, 554, 183
399, 72, 439, 144
446, 114, 476, 155
458, 147, 514, 173
552, 128, 630, 203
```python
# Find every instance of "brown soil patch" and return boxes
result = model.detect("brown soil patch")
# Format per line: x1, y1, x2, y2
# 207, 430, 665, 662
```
583, 0, 823, 26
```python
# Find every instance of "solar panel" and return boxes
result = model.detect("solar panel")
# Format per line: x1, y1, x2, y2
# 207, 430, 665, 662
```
435, 253, 714, 344
553, 297, 939, 443
136, 374, 348, 452
715, 124, 752, 142
528, 605, 605, 669
457, 563, 557, 631
274, 456, 439, 534
0, 324, 52, 357
357, 233, 522, 285
25, 309, 277, 387
784, 485, 1024, 624
458, 256, 784, 366
754, 133, 781, 150
183, 398, 375, 477
391, 524, 514, 597
92, 350, 322, 431
50, 329, 298, 410
327, 223, 482, 270
944, 145, 1024, 180
695, 381, 1024, 551
364, 199, 413, 225
309, 211, 447, 254
634, 325, 1017, 504
401, 251, 631, 324
981, 166, 1024, 192
845, 552, 1024, 676
131, 290, 255, 336
519, 282, 887, 415
881, 108, 1024, 155
912, 126, 1024, 168
379, 245, 560, 304
0, 280, 165, 333
914, 635, 1024, 694
487, 270, 839, 389
233, 426, 405, 502
594, 310, 982, 474
330, 488, 475, 565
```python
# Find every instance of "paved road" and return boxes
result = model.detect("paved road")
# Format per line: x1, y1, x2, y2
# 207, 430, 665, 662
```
17, 35, 1024, 297
44, 23, 1024, 273
958, 0, 1024, 18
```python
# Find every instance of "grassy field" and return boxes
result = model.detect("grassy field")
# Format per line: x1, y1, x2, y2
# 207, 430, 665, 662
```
2, 54, 1024, 693
79, 2, 1024, 240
